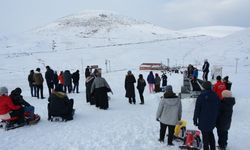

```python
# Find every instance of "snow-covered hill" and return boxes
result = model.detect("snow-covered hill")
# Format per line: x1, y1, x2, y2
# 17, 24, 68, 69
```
1, 10, 250, 150
180, 26, 245, 38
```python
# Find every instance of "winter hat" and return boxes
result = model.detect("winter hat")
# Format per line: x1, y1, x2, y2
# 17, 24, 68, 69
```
127, 70, 132, 74
0, 86, 8, 96
202, 81, 212, 90
139, 74, 143, 78
36, 68, 41, 72
222, 90, 232, 98
165, 85, 173, 93
223, 76, 229, 82
216, 75, 222, 81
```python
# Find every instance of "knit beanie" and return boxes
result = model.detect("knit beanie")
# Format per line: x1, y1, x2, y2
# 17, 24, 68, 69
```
0, 86, 8, 96
222, 90, 232, 98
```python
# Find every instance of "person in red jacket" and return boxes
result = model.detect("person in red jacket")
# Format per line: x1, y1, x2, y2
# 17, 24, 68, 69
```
0, 86, 24, 125
213, 76, 226, 100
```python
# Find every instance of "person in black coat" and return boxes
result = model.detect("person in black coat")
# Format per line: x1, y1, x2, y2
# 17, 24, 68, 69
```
125, 70, 136, 104
63, 70, 72, 93
72, 70, 80, 93
53, 71, 59, 88
91, 72, 112, 110
48, 84, 74, 121
136, 74, 146, 104
223, 76, 232, 91
10, 87, 35, 119
193, 81, 220, 150
85, 74, 95, 104
45, 66, 54, 96
161, 73, 167, 88
202, 59, 210, 81
28, 70, 36, 97
85, 66, 91, 78
216, 90, 235, 150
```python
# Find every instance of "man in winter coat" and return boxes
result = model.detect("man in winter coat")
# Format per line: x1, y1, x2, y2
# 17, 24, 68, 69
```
125, 70, 136, 104
202, 59, 210, 81
63, 70, 72, 93
72, 70, 80, 93
136, 74, 146, 104
45, 66, 54, 96
85, 66, 91, 78
216, 90, 235, 150
28, 70, 36, 97
0, 87, 24, 125
33, 68, 45, 99
48, 84, 74, 121
161, 73, 167, 88
156, 85, 182, 145
85, 74, 95, 104
193, 81, 220, 150
154, 73, 161, 93
147, 71, 155, 93
91, 72, 112, 110
213, 76, 226, 100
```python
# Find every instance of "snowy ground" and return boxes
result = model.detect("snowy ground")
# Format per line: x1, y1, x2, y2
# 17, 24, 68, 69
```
1, 12, 250, 149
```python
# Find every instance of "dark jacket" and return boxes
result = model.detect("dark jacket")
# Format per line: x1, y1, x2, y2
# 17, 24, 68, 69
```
28, 72, 35, 86
63, 70, 72, 86
147, 72, 155, 84
216, 97, 235, 130
137, 78, 146, 92
161, 74, 167, 87
48, 91, 71, 115
9, 89, 30, 107
45, 68, 54, 86
72, 71, 80, 83
193, 90, 220, 132
202, 61, 210, 72
125, 74, 136, 98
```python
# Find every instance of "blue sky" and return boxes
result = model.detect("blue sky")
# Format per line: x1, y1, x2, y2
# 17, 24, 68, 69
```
0, 0, 249, 35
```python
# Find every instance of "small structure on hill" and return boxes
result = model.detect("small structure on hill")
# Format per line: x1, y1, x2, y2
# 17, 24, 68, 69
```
139, 63, 168, 71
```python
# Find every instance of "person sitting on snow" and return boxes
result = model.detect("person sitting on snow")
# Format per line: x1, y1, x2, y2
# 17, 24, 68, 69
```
0, 87, 25, 126
48, 84, 74, 121
9, 87, 35, 120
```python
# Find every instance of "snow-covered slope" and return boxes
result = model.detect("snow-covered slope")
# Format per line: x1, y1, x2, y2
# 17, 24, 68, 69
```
1, 10, 250, 150
180, 26, 245, 37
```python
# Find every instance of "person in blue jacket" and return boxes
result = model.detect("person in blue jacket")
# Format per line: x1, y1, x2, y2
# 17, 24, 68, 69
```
147, 71, 155, 93
193, 81, 220, 150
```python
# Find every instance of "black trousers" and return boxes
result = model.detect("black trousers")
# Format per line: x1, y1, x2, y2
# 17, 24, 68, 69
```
217, 129, 228, 148
202, 131, 216, 150
128, 97, 136, 104
36, 85, 44, 99
138, 89, 144, 104
203, 71, 209, 81
159, 122, 175, 144
73, 82, 79, 93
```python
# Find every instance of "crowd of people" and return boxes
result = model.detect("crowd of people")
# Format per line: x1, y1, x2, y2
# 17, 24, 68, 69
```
0, 61, 236, 150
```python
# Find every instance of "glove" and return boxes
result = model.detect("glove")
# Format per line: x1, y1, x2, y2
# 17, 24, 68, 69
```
156, 118, 160, 122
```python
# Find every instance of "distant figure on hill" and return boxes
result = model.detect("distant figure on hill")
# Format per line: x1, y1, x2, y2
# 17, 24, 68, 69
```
202, 59, 210, 81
